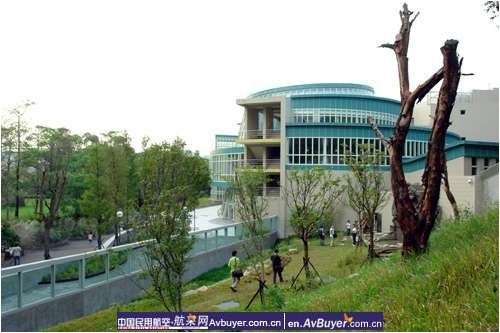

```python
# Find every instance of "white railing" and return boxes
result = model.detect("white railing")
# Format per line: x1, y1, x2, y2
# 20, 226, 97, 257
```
1, 216, 278, 314
242, 129, 280, 139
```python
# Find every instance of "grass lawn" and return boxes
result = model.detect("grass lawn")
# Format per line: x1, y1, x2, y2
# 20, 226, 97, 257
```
1, 199, 38, 221
47, 207, 499, 331
47, 237, 365, 331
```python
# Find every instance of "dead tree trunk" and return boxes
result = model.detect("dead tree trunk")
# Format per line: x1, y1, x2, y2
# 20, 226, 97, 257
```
371, 4, 462, 256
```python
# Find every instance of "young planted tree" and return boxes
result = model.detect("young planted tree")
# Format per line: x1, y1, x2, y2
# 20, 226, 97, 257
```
370, 4, 464, 255
285, 168, 342, 282
139, 139, 209, 312
1, 125, 16, 223
103, 131, 131, 245
80, 134, 112, 249
231, 167, 269, 307
34, 127, 77, 259
9, 101, 34, 219
345, 145, 388, 258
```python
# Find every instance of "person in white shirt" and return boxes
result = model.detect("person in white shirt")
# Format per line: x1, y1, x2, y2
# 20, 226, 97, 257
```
345, 221, 351, 236
9, 244, 22, 265
329, 225, 336, 247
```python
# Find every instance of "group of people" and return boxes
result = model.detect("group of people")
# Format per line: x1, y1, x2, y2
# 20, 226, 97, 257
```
317, 220, 358, 247
1, 244, 23, 266
227, 248, 285, 292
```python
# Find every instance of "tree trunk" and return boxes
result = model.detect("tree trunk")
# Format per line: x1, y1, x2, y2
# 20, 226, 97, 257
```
43, 220, 51, 260
302, 238, 311, 279
15, 116, 21, 219
374, 5, 462, 256
368, 215, 376, 258
97, 219, 103, 249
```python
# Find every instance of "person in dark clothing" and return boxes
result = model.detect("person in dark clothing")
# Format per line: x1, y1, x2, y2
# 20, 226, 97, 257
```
318, 226, 326, 246
270, 249, 284, 284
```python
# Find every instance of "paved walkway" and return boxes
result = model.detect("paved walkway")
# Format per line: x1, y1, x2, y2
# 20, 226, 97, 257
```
1, 234, 113, 268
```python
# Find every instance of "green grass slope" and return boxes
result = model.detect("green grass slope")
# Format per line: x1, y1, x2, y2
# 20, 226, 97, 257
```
46, 207, 498, 332
283, 207, 499, 331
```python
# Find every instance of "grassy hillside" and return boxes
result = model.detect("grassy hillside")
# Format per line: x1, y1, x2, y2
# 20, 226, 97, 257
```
47, 207, 498, 332
281, 207, 499, 331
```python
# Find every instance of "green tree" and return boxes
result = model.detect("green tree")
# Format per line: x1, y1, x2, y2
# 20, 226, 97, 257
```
80, 134, 112, 249
138, 138, 209, 311
1, 124, 16, 223
34, 127, 78, 259
231, 167, 269, 307
103, 131, 132, 245
285, 168, 342, 282
345, 144, 388, 258
9, 101, 35, 219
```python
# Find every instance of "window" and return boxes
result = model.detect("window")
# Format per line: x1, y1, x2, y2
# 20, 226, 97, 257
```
484, 158, 489, 170
471, 157, 477, 175
460, 109, 466, 115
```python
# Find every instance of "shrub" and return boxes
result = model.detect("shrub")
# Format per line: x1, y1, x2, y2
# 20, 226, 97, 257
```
39, 250, 129, 284
1, 224, 20, 247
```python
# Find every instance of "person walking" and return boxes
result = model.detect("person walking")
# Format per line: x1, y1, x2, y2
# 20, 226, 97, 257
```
329, 225, 337, 247
345, 220, 351, 236
351, 226, 358, 246
228, 250, 242, 292
87, 232, 93, 243
10, 244, 22, 266
270, 249, 284, 284
318, 226, 326, 246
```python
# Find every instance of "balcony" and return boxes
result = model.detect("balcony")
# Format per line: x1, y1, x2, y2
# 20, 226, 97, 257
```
244, 159, 280, 172
237, 129, 281, 145
253, 187, 281, 197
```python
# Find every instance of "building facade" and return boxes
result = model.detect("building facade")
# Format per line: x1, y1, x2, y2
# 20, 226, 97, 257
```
211, 83, 499, 237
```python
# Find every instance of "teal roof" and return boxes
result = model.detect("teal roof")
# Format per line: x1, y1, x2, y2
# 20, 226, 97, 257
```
403, 140, 499, 172
286, 123, 462, 143
249, 83, 375, 98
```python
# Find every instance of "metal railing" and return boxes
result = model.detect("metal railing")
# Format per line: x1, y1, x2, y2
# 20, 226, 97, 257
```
244, 159, 280, 169
1, 216, 278, 314
242, 129, 280, 140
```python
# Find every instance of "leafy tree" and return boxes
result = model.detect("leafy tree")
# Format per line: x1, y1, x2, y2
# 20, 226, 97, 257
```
9, 101, 34, 219
103, 131, 132, 244
33, 127, 78, 259
231, 167, 269, 306
345, 144, 388, 258
138, 138, 209, 311
80, 134, 113, 249
285, 168, 342, 281
484, 1, 499, 24
1, 124, 16, 223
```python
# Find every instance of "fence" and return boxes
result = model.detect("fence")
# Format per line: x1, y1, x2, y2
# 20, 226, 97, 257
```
1, 216, 278, 315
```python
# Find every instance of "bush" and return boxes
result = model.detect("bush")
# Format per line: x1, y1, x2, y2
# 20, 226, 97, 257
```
1, 224, 20, 247
39, 250, 129, 284
12, 221, 42, 249
264, 285, 285, 311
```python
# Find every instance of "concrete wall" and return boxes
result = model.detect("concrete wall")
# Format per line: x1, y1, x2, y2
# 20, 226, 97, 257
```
1, 232, 278, 332
476, 164, 499, 212
431, 88, 499, 142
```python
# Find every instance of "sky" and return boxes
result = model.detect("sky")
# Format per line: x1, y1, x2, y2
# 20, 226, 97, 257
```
0, 0, 498, 156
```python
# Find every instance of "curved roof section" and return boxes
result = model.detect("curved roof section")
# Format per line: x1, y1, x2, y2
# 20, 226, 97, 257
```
249, 83, 375, 98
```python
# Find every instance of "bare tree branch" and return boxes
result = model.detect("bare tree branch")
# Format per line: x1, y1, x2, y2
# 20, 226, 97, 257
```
367, 117, 392, 150
379, 43, 395, 49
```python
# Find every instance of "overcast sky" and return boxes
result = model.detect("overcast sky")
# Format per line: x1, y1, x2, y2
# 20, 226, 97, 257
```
1, 0, 498, 156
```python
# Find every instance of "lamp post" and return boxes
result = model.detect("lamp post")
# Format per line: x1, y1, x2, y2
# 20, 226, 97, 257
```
116, 210, 123, 245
